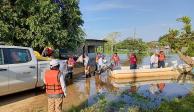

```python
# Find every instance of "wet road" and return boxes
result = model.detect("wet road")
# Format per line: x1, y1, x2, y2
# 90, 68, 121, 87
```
0, 68, 115, 112
0, 67, 89, 112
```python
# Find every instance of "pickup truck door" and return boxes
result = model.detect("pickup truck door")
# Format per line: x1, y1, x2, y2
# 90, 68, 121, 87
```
3, 48, 37, 93
0, 48, 9, 96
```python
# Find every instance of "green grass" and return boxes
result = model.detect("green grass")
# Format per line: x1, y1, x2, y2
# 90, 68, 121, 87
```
79, 91, 194, 112
156, 93, 194, 112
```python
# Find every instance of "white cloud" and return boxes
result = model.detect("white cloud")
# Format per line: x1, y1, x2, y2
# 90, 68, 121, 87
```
83, 0, 134, 12
82, 0, 152, 13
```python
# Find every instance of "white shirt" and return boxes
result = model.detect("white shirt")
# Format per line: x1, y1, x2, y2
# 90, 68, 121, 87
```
150, 54, 158, 64
98, 57, 103, 66
84, 56, 89, 67
59, 73, 66, 94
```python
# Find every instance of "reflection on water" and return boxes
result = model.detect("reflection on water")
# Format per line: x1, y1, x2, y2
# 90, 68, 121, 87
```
71, 71, 193, 111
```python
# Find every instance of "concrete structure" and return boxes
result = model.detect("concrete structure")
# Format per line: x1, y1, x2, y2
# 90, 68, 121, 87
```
59, 39, 107, 60
82, 39, 107, 59
84, 39, 107, 53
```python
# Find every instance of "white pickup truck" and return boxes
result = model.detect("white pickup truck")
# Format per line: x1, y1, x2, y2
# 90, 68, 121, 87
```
0, 45, 52, 96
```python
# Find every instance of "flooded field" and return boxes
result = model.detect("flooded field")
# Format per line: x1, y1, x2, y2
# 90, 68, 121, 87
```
80, 68, 194, 111
0, 54, 193, 112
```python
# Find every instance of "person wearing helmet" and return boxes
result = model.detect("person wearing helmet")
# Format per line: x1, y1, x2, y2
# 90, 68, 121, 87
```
44, 59, 67, 112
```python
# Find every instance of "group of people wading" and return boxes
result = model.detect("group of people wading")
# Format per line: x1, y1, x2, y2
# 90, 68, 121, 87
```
43, 50, 167, 112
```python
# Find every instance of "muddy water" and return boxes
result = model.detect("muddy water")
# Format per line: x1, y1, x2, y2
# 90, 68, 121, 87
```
0, 54, 193, 112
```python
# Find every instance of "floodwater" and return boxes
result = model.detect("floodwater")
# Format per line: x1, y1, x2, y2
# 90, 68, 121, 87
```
74, 71, 193, 111
78, 54, 194, 111
0, 54, 193, 112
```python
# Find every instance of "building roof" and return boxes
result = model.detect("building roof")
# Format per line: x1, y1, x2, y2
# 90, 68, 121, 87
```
86, 39, 107, 43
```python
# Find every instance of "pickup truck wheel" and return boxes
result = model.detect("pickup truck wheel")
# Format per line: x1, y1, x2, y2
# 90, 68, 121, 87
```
34, 86, 45, 95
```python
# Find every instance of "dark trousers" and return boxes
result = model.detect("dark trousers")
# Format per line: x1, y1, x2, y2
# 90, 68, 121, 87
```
95, 63, 98, 71
158, 61, 165, 68
130, 64, 137, 69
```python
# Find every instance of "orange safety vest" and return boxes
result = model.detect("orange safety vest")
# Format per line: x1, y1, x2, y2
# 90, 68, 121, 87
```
45, 70, 64, 95
158, 54, 165, 61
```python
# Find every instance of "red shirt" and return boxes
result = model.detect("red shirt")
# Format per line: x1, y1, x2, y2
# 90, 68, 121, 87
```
130, 55, 137, 64
112, 55, 120, 62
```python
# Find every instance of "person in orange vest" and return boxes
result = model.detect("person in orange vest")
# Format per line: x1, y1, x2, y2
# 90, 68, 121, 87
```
44, 59, 66, 112
158, 51, 166, 68
67, 56, 76, 79
111, 53, 120, 66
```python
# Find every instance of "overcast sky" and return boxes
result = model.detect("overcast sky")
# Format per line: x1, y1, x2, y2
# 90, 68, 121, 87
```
79, 0, 194, 42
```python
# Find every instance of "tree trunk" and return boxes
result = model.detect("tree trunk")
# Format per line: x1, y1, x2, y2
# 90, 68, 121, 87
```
177, 51, 194, 67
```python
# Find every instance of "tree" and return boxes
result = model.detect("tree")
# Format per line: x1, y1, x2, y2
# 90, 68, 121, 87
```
158, 16, 194, 58
104, 32, 121, 54
116, 38, 148, 54
146, 41, 159, 49
176, 16, 192, 34
0, 0, 85, 51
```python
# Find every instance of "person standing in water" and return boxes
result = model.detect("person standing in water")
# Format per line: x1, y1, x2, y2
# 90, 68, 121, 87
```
111, 53, 120, 66
150, 52, 159, 68
158, 51, 166, 68
129, 53, 137, 69
67, 55, 76, 79
83, 54, 92, 78
95, 52, 102, 74
76, 54, 92, 78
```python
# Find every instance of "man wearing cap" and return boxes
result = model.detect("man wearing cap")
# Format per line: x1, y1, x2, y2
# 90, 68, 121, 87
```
44, 59, 66, 112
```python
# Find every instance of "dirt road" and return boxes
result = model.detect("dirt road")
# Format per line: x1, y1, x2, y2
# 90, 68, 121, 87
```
0, 67, 92, 112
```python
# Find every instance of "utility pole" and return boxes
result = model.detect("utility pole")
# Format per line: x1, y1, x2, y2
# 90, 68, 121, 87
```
132, 28, 136, 52
133, 28, 136, 41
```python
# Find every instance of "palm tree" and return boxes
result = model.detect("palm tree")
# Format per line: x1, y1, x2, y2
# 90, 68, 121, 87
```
176, 16, 192, 34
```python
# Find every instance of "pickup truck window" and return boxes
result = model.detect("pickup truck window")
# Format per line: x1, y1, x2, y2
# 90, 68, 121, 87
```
3, 48, 32, 64
0, 49, 4, 65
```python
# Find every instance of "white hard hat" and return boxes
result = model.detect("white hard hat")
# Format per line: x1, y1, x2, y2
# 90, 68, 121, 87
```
50, 59, 59, 68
